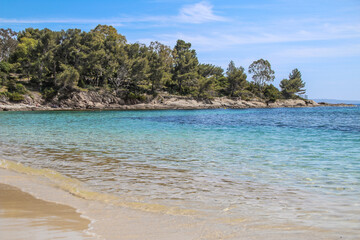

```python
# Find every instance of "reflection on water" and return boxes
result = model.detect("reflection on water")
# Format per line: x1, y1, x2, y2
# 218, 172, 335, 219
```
0, 107, 359, 238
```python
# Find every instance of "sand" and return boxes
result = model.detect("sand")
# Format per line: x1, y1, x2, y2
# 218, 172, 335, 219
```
0, 163, 345, 240
0, 183, 93, 240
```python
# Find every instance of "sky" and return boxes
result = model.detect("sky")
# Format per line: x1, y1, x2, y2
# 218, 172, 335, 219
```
1, 0, 360, 100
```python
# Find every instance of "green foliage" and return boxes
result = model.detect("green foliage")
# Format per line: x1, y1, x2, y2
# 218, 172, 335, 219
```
196, 63, 224, 99
280, 68, 306, 99
3, 81, 27, 102
11, 36, 38, 80
247, 82, 263, 98
127, 92, 146, 101
6, 80, 16, 92
196, 77, 214, 99
148, 41, 173, 93
7, 92, 24, 102
0, 28, 18, 62
264, 84, 282, 101
56, 64, 80, 89
3, 25, 308, 102
248, 59, 275, 90
289, 68, 301, 80
237, 89, 253, 101
42, 87, 57, 101
0, 61, 12, 85
14, 83, 27, 94
226, 61, 247, 97
0, 61, 11, 73
172, 40, 199, 94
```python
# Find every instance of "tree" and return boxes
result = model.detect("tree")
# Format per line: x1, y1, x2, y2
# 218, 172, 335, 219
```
196, 76, 214, 99
264, 84, 281, 101
198, 63, 223, 79
197, 63, 224, 98
56, 64, 80, 89
33, 29, 59, 85
126, 43, 150, 93
97, 25, 128, 89
172, 40, 199, 94
280, 68, 305, 99
0, 61, 12, 85
289, 68, 301, 80
248, 59, 275, 93
226, 61, 247, 97
148, 41, 173, 93
11, 36, 38, 80
0, 28, 18, 62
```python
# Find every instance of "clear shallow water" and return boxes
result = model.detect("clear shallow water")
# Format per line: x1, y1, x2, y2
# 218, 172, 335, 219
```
0, 107, 359, 237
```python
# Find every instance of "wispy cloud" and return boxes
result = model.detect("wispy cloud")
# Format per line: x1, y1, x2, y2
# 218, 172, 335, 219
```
155, 22, 360, 51
177, 2, 227, 23
0, 2, 226, 26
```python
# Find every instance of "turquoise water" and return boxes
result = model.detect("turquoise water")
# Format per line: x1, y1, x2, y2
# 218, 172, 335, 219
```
0, 106, 359, 236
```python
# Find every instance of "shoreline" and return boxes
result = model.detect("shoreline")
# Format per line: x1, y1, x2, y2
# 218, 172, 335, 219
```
0, 159, 346, 240
0, 96, 356, 112
0, 182, 94, 240
0, 164, 235, 240
0, 104, 358, 239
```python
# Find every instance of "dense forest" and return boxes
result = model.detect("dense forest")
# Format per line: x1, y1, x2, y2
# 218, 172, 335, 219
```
0, 25, 306, 103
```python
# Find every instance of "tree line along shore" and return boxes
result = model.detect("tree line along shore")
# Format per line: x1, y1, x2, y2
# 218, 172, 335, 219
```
0, 25, 311, 108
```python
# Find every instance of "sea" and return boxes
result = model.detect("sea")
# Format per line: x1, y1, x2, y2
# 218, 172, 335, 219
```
0, 106, 359, 239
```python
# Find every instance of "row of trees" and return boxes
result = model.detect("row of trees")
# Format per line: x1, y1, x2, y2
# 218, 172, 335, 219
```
0, 26, 306, 101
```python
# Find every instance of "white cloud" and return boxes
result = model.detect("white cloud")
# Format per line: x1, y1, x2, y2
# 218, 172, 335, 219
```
0, 2, 226, 26
155, 28, 360, 52
177, 2, 227, 23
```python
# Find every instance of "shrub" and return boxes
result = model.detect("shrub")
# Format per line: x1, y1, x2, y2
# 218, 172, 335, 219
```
6, 80, 17, 92
264, 84, 281, 101
15, 83, 27, 94
42, 87, 57, 101
8, 92, 25, 102
0, 61, 11, 73
6, 81, 27, 94
127, 92, 146, 101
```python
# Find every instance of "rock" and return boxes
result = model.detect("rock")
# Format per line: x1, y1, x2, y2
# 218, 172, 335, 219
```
268, 99, 307, 108
0, 90, 356, 112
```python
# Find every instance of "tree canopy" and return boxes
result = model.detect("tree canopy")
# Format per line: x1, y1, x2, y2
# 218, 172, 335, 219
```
280, 68, 306, 99
226, 61, 247, 97
248, 59, 275, 89
0, 26, 306, 102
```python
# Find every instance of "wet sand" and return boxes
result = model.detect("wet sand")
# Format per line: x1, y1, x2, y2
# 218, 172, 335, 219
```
0, 163, 348, 240
0, 183, 92, 240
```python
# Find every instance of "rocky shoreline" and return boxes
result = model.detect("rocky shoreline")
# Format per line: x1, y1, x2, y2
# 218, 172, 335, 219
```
0, 91, 356, 111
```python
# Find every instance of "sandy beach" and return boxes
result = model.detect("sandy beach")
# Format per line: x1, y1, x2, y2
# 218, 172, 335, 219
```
0, 166, 225, 240
1, 159, 351, 240
0, 182, 92, 240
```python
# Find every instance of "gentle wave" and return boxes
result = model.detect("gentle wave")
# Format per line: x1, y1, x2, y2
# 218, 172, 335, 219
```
0, 159, 198, 216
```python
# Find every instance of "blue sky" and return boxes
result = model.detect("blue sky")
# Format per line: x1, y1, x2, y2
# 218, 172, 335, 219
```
1, 0, 360, 100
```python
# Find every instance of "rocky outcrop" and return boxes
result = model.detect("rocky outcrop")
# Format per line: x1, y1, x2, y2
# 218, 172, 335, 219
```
267, 99, 320, 108
54, 91, 126, 109
0, 91, 356, 111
